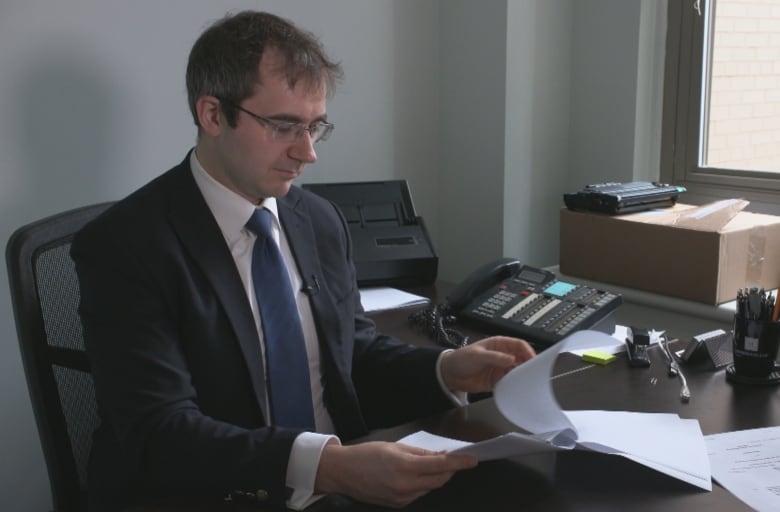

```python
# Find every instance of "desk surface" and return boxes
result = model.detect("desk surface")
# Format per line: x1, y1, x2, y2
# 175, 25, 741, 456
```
351, 282, 774, 512
133, 282, 775, 511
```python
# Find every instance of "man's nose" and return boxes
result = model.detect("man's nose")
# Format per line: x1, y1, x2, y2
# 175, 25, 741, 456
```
289, 133, 318, 163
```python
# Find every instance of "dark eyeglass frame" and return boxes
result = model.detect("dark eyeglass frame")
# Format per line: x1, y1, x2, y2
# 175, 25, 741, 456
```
216, 97, 335, 143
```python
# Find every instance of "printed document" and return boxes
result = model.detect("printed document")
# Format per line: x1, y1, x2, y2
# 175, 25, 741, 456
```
399, 330, 712, 491
705, 426, 780, 511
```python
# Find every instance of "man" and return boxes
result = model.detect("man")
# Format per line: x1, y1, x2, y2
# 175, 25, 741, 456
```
72, 11, 534, 511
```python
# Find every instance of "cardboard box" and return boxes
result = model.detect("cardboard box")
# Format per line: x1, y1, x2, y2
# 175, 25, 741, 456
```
559, 200, 780, 304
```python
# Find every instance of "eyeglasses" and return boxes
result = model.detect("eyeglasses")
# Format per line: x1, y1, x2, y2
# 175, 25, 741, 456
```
217, 97, 334, 143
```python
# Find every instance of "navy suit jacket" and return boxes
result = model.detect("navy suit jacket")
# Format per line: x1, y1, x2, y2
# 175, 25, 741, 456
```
72, 154, 453, 510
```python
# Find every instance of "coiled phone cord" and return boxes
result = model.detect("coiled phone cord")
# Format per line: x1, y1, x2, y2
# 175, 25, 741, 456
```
408, 303, 470, 349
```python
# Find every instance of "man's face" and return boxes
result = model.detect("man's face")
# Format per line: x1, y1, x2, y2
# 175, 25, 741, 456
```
206, 49, 328, 203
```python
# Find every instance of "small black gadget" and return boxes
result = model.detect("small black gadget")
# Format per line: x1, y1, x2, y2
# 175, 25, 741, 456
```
625, 326, 651, 367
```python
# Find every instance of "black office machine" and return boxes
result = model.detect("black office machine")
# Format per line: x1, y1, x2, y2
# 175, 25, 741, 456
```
564, 181, 687, 215
302, 180, 437, 286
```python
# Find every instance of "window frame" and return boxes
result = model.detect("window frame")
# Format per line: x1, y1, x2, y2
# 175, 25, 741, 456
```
660, 0, 780, 211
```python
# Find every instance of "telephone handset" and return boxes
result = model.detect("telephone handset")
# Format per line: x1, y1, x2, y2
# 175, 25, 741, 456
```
446, 257, 522, 312
440, 258, 622, 349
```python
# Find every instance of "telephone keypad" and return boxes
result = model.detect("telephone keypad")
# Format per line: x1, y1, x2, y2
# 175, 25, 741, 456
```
463, 268, 622, 348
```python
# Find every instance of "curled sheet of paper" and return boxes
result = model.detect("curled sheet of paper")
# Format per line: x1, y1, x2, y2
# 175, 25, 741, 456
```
493, 329, 607, 436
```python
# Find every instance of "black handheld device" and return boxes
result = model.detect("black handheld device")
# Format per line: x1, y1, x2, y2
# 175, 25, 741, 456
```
625, 326, 651, 367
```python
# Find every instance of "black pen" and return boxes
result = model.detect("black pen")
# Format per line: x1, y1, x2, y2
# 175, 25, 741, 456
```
736, 289, 742, 317
748, 287, 760, 320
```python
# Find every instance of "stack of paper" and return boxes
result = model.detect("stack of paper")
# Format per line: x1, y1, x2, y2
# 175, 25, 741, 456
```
359, 287, 429, 313
400, 330, 712, 491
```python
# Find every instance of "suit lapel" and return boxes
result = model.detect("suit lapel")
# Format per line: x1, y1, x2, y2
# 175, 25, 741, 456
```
278, 191, 319, 294
166, 159, 269, 420
278, 190, 346, 361
279, 189, 368, 439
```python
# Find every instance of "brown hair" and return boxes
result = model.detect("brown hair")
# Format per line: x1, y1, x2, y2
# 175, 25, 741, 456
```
185, 11, 343, 128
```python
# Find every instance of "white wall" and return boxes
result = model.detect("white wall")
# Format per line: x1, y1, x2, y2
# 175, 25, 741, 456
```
569, 0, 643, 187
437, 1, 508, 279
0, 1, 651, 509
438, 0, 651, 275
503, 0, 573, 268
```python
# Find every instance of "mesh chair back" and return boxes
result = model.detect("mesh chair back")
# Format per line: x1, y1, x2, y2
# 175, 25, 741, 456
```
6, 203, 112, 512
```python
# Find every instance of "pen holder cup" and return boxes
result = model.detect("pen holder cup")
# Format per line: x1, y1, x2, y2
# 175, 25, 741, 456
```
731, 315, 780, 379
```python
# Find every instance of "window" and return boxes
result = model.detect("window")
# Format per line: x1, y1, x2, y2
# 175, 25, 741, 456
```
661, 0, 780, 212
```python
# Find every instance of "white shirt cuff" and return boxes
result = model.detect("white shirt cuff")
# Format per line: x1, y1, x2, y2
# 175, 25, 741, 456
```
435, 349, 468, 406
285, 432, 340, 510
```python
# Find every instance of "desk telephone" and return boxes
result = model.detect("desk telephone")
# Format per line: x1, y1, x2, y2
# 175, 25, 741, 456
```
429, 258, 622, 349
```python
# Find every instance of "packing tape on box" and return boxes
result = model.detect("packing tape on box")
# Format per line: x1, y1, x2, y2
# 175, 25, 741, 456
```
747, 225, 766, 283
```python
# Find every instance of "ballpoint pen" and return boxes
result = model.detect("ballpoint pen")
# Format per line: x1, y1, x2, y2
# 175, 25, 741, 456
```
748, 287, 760, 319
738, 289, 743, 316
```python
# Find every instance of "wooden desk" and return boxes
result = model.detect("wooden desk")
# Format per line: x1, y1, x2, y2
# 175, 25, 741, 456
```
131, 282, 775, 511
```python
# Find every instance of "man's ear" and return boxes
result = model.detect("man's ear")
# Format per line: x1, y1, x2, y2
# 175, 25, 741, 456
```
196, 96, 224, 136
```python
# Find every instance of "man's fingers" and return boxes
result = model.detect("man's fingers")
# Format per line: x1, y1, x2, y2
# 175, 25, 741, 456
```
398, 448, 478, 474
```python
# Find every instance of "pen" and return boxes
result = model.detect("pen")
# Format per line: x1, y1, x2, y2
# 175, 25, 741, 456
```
772, 289, 780, 322
738, 288, 748, 318
736, 288, 743, 316
748, 287, 761, 320
761, 293, 768, 321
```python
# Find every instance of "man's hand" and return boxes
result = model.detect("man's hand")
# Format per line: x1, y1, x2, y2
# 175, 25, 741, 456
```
315, 441, 477, 508
440, 336, 535, 393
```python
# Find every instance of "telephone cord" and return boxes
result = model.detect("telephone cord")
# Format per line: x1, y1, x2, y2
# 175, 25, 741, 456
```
408, 303, 470, 349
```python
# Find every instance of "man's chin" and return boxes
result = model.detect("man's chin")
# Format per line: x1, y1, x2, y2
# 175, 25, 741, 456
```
267, 181, 295, 198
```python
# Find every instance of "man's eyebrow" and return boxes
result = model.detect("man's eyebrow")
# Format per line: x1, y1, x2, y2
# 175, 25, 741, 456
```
267, 113, 329, 124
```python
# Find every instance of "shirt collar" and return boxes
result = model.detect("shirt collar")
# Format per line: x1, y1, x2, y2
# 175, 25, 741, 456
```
189, 150, 280, 245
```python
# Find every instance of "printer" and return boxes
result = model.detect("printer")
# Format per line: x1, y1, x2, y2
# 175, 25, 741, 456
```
302, 180, 438, 286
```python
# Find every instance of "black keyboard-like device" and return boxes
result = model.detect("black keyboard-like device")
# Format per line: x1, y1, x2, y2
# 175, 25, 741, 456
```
564, 181, 687, 214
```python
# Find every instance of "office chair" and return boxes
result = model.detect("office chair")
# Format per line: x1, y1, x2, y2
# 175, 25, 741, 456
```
6, 202, 112, 512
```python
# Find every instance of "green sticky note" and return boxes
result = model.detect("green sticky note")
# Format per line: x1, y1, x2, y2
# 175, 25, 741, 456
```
582, 350, 616, 365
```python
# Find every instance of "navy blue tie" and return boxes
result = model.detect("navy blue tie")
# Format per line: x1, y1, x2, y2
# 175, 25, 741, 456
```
246, 208, 315, 430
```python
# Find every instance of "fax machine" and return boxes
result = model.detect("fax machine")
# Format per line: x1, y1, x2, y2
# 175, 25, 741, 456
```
302, 180, 438, 286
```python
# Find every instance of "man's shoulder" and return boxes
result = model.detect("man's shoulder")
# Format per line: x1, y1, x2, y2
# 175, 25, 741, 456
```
74, 155, 192, 243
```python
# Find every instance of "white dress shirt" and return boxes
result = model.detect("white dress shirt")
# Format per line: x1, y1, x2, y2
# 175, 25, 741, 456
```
190, 151, 335, 509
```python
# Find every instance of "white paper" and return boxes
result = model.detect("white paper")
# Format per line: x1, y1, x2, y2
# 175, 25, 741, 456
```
399, 330, 712, 491
399, 430, 573, 462
568, 410, 711, 490
359, 287, 429, 313
705, 426, 780, 511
